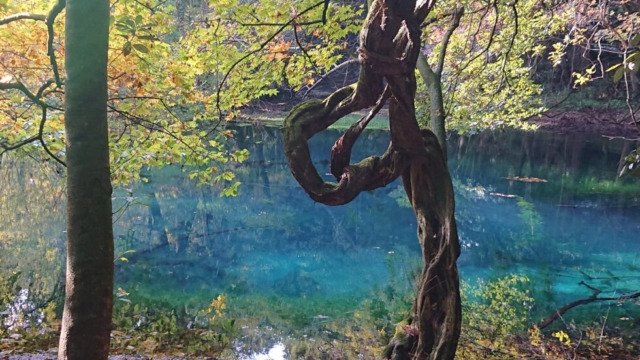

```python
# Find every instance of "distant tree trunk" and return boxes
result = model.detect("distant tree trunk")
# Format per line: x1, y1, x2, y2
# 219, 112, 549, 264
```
415, 8, 462, 160
416, 54, 447, 158
282, 0, 461, 358
58, 0, 113, 359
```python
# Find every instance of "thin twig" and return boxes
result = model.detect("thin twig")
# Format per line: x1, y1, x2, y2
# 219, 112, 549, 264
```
0, 82, 48, 107
38, 107, 66, 166
292, 23, 319, 74
436, 7, 464, 77
302, 59, 357, 98
213, 1, 325, 128
45, 0, 66, 87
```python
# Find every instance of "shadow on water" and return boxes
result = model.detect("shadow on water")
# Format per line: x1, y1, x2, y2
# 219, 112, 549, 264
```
1, 125, 639, 354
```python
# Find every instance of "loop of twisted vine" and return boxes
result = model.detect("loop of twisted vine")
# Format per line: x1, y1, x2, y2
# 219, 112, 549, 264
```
283, 0, 425, 205
283, 0, 461, 359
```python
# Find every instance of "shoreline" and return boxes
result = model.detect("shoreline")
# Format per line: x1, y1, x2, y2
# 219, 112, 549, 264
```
236, 108, 640, 139
526, 109, 640, 139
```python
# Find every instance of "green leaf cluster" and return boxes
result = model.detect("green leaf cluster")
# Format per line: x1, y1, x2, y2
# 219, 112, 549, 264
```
418, 0, 570, 133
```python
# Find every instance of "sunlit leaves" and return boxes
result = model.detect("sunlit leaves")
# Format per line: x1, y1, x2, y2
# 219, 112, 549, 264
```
557, 2, 640, 89
179, 0, 362, 105
2, 0, 283, 193
0, 0, 65, 159
462, 275, 534, 346
574, 65, 596, 86
620, 148, 640, 178
2, 0, 361, 177
417, 0, 563, 133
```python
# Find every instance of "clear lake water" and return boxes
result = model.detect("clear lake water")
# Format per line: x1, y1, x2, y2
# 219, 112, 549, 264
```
1, 125, 639, 354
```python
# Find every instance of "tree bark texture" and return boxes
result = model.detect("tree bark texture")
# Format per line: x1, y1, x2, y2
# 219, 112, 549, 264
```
282, 1, 461, 359
58, 0, 114, 359
416, 54, 446, 159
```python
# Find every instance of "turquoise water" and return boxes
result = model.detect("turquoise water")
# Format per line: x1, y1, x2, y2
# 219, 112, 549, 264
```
1, 125, 639, 351
109, 126, 640, 309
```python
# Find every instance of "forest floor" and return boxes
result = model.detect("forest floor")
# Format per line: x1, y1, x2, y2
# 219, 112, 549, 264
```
2, 354, 190, 360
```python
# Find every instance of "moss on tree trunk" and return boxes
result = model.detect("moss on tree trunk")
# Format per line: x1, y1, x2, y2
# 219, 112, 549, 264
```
282, 0, 461, 359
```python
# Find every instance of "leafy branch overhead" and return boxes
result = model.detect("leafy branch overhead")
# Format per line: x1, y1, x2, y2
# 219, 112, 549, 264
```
0, 0, 65, 165
0, 0, 363, 190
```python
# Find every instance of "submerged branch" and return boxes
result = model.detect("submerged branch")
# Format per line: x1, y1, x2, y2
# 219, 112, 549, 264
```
538, 290, 640, 330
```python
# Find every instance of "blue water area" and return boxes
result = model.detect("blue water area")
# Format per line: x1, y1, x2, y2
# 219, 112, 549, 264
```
109, 126, 640, 318
1, 125, 639, 337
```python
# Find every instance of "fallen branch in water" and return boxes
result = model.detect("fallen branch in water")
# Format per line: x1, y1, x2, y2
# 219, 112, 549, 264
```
537, 288, 640, 330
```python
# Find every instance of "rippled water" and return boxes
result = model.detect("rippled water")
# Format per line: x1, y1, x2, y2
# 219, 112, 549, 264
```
113, 127, 640, 299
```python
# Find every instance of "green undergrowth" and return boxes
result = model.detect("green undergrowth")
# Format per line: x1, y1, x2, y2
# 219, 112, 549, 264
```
2, 268, 639, 359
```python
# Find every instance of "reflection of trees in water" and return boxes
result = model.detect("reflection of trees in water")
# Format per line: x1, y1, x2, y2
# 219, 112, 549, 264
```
442, 130, 640, 273
0, 156, 66, 325
447, 130, 640, 325
109, 125, 418, 299
3, 127, 639, 332
448, 130, 640, 206
115, 126, 637, 281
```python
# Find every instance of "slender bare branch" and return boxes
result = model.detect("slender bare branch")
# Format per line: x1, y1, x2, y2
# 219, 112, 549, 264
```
45, 0, 66, 87
38, 107, 66, 166
0, 2, 67, 87
0, 82, 47, 107
0, 13, 46, 26
36, 79, 56, 98
321, 0, 330, 24
498, 1, 519, 87
436, 7, 464, 76
212, 0, 325, 135
458, 1, 499, 73
292, 24, 319, 74
0, 1, 66, 166
107, 104, 203, 161
0, 136, 39, 154
0, 104, 66, 166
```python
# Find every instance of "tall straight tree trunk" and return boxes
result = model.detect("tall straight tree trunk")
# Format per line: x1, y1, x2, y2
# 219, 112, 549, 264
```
58, 0, 113, 358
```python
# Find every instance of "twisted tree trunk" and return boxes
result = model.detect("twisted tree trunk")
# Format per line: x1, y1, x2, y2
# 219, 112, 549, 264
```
282, 1, 461, 359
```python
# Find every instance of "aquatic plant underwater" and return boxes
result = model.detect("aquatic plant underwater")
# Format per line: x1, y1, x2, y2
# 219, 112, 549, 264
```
1, 127, 639, 358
